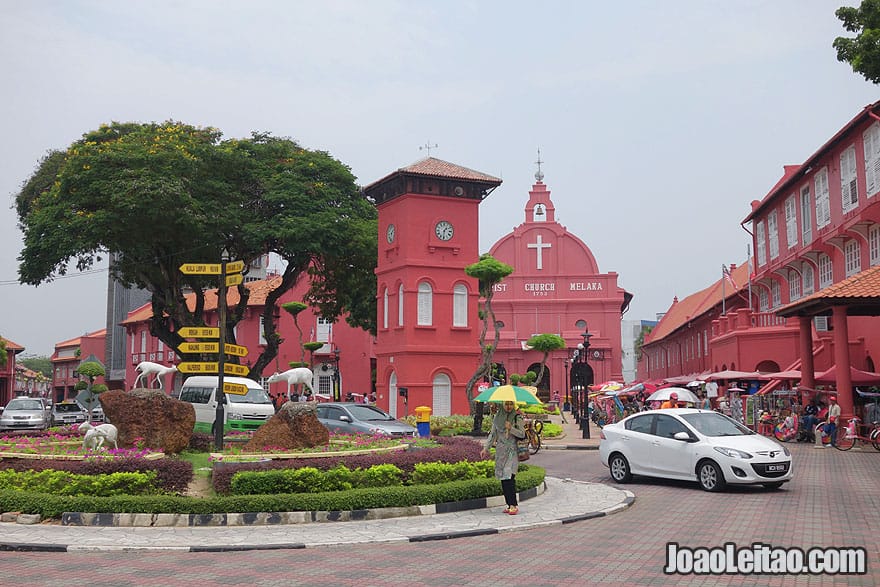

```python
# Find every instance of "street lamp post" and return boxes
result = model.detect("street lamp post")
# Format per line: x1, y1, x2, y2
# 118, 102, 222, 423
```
563, 357, 571, 412
580, 332, 593, 439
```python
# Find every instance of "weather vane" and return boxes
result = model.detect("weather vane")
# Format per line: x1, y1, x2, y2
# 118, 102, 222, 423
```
420, 141, 438, 157
535, 148, 544, 181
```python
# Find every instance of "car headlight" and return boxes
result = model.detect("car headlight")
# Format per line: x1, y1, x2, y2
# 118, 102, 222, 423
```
714, 446, 753, 459
781, 445, 790, 457
228, 412, 242, 420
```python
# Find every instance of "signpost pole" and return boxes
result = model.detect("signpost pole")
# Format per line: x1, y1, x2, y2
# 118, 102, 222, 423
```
214, 252, 229, 451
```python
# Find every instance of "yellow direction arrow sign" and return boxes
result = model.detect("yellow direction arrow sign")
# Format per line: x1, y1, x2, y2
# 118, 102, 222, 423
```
224, 343, 248, 357
225, 273, 244, 287
223, 363, 250, 376
223, 382, 249, 396
178, 362, 218, 374
177, 342, 220, 354
225, 260, 245, 274
178, 327, 220, 339
180, 263, 221, 275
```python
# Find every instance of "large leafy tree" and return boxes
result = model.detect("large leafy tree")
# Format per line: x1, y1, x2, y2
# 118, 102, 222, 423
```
834, 0, 880, 83
16, 122, 377, 379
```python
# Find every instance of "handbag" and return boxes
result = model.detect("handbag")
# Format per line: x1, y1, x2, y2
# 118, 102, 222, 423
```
516, 439, 530, 461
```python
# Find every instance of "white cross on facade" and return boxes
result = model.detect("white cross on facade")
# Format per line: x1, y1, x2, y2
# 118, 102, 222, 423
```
527, 234, 552, 270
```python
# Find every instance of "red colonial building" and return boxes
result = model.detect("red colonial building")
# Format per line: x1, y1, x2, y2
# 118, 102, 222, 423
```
0, 337, 25, 405
640, 101, 880, 423
50, 329, 106, 403
488, 172, 630, 398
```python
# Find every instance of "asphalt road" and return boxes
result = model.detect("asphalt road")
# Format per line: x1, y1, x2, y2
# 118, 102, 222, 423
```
4, 443, 880, 586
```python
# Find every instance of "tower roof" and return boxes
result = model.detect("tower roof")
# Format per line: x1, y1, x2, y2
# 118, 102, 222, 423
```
363, 157, 502, 205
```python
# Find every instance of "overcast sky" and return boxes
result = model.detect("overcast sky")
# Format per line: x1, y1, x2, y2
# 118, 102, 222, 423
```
1, 0, 876, 357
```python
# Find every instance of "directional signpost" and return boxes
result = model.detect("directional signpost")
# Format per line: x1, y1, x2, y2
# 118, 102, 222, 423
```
179, 256, 249, 450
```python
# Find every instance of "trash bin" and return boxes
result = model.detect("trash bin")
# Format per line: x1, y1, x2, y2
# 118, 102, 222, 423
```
414, 406, 432, 437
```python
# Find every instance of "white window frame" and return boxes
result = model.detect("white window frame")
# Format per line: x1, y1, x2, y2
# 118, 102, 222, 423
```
870, 225, 880, 266
815, 168, 831, 228
317, 317, 332, 342
382, 287, 388, 330
802, 262, 815, 296
259, 316, 267, 345
756, 220, 767, 266
800, 185, 812, 244
388, 371, 398, 418
703, 330, 708, 357
398, 284, 404, 326
818, 254, 833, 289
432, 373, 451, 417
417, 282, 433, 326
771, 280, 781, 309
788, 269, 801, 302
453, 283, 468, 327
864, 122, 880, 198
140, 331, 147, 353
768, 210, 779, 259
784, 195, 798, 249
758, 288, 769, 312
845, 239, 861, 277
841, 145, 859, 213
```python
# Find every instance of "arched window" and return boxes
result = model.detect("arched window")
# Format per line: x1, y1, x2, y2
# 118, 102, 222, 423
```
802, 262, 815, 296
788, 269, 801, 302
432, 373, 451, 416
382, 287, 389, 329
417, 282, 433, 325
453, 284, 467, 327
388, 371, 398, 418
398, 284, 404, 326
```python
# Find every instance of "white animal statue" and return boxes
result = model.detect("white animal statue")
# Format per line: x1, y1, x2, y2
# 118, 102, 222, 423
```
79, 421, 119, 450
133, 361, 178, 390
267, 367, 315, 398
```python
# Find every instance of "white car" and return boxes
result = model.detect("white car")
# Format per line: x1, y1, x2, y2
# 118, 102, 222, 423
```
598, 408, 793, 492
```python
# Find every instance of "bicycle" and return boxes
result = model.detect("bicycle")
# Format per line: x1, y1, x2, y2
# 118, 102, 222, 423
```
834, 416, 880, 451
524, 418, 543, 454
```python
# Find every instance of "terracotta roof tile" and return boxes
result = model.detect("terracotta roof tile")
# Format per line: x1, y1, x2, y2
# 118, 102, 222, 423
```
364, 157, 501, 191
645, 262, 751, 344
0, 337, 24, 351
777, 265, 880, 315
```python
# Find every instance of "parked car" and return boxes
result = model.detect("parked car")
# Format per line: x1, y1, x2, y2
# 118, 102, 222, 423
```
0, 397, 51, 431
50, 400, 89, 427
315, 403, 418, 438
598, 408, 793, 492
77, 400, 105, 423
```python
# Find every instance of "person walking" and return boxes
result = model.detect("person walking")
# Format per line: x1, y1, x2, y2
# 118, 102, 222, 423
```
660, 392, 680, 409
480, 400, 526, 515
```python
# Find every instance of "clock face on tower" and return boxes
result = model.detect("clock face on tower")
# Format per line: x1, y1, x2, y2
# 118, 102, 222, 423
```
434, 220, 454, 241
386, 224, 396, 243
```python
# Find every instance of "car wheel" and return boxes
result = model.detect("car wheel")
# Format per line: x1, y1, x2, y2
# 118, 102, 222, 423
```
697, 460, 726, 492
608, 453, 632, 483
763, 482, 784, 490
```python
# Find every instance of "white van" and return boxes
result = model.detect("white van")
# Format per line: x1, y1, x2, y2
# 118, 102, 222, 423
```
178, 376, 275, 434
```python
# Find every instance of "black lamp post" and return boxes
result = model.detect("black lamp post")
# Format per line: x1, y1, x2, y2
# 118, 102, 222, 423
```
563, 357, 571, 412
332, 348, 341, 402
580, 331, 593, 439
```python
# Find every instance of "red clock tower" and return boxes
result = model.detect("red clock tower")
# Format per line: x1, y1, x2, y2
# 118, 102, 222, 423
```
364, 158, 502, 417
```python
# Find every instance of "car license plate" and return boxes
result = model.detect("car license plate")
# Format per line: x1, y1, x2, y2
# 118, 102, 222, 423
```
767, 464, 785, 472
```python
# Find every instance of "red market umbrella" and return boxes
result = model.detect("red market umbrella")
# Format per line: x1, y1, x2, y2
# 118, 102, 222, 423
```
758, 369, 802, 381
814, 365, 880, 386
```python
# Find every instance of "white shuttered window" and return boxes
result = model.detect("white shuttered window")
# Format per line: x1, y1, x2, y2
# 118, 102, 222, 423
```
768, 211, 779, 259
864, 123, 880, 198
841, 146, 859, 213
785, 195, 798, 248
815, 169, 831, 228
800, 185, 812, 244
453, 284, 467, 327
417, 282, 433, 325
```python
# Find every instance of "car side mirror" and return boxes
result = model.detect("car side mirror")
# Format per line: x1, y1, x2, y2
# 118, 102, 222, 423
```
673, 431, 692, 442
339, 415, 352, 423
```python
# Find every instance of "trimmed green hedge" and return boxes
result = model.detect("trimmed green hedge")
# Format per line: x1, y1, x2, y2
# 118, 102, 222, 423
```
0, 465, 545, 519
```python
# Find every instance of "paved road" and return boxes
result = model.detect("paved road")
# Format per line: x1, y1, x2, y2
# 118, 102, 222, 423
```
4, 443, 880, 586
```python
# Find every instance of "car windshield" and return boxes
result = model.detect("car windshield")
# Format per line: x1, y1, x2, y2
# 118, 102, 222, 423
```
227, 389, 272, 404
347, 405, 394, 421
7, 399, 43, 411
681, 412, 755, 437
55, 403, 82, 413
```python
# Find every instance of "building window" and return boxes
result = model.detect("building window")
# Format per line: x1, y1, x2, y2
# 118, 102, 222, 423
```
432, 373, 451, 417
758, 288, 769, 311
864, 122, 880, 198
815, 168, 830, 228
382, 287, 388, 330
818, 254, 833, 288
140, 331, 147, 353
453, 284, 467, 327
768, 210, 779, 259
703, 330, 708, 357
417, 282, 433, 325
870, 225, 880, 266
157, 339, 164, 352
756, 220, 767, 266
800, 185, 812, 244
398, 284, 404, 326
130, 333, 135, 354
785, 195, 798, 249
388, 372, 398, 418
788, 269, 801, 302
841, 146, 859, 213
259, 316, 267, 345
317, 317, 332, 342
802, 262, 815, 296
845, 239, 861, 277
771, 280, 781, 308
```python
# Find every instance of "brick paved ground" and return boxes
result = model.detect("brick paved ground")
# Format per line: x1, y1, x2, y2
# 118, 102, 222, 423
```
3, 443, 880, 586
